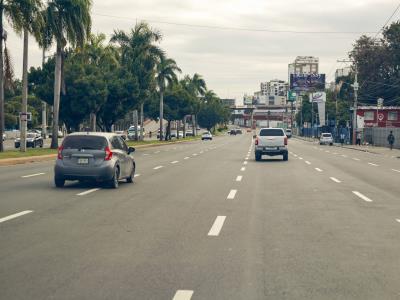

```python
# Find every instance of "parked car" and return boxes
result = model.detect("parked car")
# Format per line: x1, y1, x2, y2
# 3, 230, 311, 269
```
127, 126, 144, 140
2, 133, 5, 141
185, 129, 194, 137
229, 129, 237, 135
15, 132, 44, 148
285, 129, 292, 138
201, 131, 213, 140
54, 132, 136, 188
254, 128, 288, 161
320, 133, 333, 145
235, 129, 242, 134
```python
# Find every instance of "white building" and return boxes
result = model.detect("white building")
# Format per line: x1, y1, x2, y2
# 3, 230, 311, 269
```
259, 79, 288, 106
288, 56, 319, 79
335, 67, 351, 79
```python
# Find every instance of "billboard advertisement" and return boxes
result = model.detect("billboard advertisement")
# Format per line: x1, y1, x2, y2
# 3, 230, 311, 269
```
290, 74, 325, 91
310, 92, 326, 103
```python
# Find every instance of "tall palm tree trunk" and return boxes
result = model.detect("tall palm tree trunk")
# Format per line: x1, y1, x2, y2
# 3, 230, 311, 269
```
0, 5, 5, 152
159, 90, 163, 141
20, 29, 29, 152
51, 45, 62, 149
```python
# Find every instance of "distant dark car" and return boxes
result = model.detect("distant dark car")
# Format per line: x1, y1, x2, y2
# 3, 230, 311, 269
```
15, 132, 43, 148
235, 129, 242, 134
229, 129, 237, 135
54, 132, 136, 188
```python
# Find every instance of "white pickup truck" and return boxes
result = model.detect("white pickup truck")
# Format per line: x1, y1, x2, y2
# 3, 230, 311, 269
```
254, 128, 288, 161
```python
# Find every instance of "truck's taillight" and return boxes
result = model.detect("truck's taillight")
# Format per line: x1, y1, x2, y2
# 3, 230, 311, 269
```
255, 137, 259, 146
57, 146, 64, 160
284, 136, 288, 145
105, 146, 113, 161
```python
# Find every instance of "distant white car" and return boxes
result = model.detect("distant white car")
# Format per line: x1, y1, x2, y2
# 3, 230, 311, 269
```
320, 133, 333, 145
285, 129, 292, 138
2, 133, 5, 141
201, 131, 213, 140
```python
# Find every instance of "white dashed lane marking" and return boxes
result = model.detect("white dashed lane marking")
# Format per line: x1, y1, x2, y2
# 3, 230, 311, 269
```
315, 168, 323, 172
153, 166, 163, 170
241, 167, 246, 171
352, 158, 360, 161
352, 191, 373, 202
227, 189, 237, 199
236, 175, 243, 182
77, 188, 100, 196
184, 157, 190, 160
172, 290, 194, 300
0, 210, 33, 224
305, 161, 311, 165
208, 216, 227, 236
21, 173, 45, 178
134, 174, 140, 177
243, 161, 248, 165
396, 219, 400, 223
171, 161, 179, 164
330, 177, 341, 183
368, 162, 379, 167
392, 169, 400, 173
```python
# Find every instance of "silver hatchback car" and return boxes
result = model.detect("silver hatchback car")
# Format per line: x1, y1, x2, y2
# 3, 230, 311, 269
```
54, 132, 136, 188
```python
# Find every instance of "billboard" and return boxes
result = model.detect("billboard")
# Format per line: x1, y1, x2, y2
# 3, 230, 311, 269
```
287, 90, 297, 102
290, 74, 325, 91
310, 92, 326, 103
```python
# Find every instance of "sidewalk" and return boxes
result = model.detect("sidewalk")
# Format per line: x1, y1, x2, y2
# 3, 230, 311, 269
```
294, 135, 400, 157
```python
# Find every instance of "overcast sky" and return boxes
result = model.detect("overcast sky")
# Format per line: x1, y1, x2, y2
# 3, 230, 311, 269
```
5, 0, 400, 102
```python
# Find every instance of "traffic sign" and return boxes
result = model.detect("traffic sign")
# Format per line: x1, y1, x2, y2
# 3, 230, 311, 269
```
378, 113, 384, 121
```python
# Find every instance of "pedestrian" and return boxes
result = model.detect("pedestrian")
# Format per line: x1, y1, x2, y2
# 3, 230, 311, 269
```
356, 131, 362, 146
387, 131, 395, 150
340, 132, 345, 146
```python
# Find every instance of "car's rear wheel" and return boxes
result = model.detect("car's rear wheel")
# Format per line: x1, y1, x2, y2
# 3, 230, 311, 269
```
126, 164, 135, 183
55, 177, 65, 187
255, 153, 261, 161
109, 167, 119, 189
283, 153, 288, 161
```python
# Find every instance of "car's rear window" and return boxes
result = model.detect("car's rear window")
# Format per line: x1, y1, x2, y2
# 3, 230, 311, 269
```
27, 133, 36, 138
322, 133, 332, 137
63, 136, 107, 150
260, 129, 284, 136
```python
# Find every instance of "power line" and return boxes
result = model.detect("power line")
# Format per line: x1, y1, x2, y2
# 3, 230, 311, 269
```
374, 1, 400, 38
93, 12, 379, 35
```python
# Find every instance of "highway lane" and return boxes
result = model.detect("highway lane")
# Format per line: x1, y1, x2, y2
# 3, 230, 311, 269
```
1, 134, 400, 299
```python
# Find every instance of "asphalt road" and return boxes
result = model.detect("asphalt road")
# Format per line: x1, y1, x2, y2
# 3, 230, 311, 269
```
1, 134, 400, 299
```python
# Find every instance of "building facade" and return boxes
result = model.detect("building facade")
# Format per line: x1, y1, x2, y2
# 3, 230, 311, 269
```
288, 56, 319, 78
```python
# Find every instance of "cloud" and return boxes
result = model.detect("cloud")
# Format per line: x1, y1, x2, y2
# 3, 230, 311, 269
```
6, 0, 400, 100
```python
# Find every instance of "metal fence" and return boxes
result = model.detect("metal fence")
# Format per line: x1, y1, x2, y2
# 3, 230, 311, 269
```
363, 127, 399, 149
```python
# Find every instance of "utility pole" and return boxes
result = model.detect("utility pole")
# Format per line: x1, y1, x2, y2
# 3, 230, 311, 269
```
337, 59, 358, 145
42, 48, 47, 138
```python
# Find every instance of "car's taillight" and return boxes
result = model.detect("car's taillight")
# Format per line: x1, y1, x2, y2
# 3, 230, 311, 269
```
57, 146, 63, 160
255, 137, 259, 146
105, 146, 113, 161
284, 136, 288, 145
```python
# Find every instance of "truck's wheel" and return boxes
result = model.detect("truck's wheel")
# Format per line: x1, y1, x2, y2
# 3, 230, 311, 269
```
283, 153, 288, 161
255, 153, 261, 161
55, 177, 65, 187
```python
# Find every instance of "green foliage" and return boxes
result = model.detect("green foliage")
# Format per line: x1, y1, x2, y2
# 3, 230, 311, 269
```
198, 94, 230, 131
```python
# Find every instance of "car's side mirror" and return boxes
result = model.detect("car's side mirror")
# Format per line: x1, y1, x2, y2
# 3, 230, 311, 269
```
128, 147, 135, 154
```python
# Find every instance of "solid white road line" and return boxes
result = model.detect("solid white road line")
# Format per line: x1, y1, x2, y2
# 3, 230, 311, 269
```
21, 173, 45, 178
352, 191, 373, 202
368, 162, 379, 167
208, 216, 227, 236
153, 166, 163, 170
352, 158, 360, 161
392, 169, 400, 173
173, 290, 194, 300
227, 189, 237, 199
0, 210, 33, 224
184, 157, 190, 160
330, 177, 341, 183
305, 161, 311, 165
236, 175, 243, 182
241, 167, 246, 171
315, 168, 323, 172
171, 161, 179, 164
77, 188, 100, 196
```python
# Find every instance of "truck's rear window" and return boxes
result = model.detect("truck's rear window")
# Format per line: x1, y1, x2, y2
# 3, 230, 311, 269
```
322, 133, 332, 137
63, 136, 107, 150
259, 129, 284, 136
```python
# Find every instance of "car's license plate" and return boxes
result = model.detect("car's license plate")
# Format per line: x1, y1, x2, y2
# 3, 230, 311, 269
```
265, 147, 276, 150
78, 158, 89, 164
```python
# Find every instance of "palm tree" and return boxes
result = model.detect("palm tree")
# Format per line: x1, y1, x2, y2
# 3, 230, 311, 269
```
111, 22, 164, 140
156, 57, 181, 140
46, 0, 92, 148
9, 0, 43, 152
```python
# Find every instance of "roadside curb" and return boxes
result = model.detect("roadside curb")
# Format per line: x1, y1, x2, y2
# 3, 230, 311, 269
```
0, 137, 203, 166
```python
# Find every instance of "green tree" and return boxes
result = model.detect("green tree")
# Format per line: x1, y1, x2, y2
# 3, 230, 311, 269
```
45, 0, 92, 148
